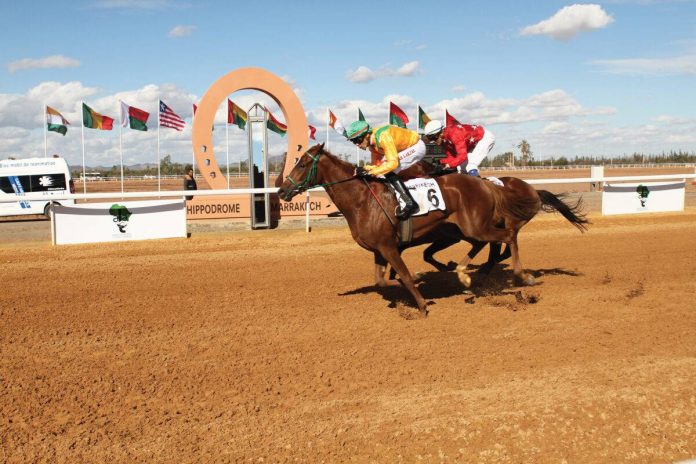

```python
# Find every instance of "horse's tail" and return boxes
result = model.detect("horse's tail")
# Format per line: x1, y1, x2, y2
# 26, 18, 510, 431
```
537, 190, 590, 232
486, 180, 541, 224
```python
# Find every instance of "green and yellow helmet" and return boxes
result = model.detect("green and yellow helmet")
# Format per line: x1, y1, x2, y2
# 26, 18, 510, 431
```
345, 120, 370, 141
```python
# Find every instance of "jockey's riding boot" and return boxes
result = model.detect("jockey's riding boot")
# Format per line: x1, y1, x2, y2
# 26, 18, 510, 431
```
386, 172, 419, 220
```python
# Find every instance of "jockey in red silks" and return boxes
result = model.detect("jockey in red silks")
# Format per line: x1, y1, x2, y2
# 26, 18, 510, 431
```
423, 120, 495, 177
346, 120, 426, 220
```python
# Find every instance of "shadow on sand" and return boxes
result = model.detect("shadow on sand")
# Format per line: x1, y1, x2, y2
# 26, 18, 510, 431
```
339, 264, 582, 311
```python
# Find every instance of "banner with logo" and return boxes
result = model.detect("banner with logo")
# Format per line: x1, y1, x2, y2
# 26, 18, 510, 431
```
602, 181, 685, 216
53, 200, 186, 245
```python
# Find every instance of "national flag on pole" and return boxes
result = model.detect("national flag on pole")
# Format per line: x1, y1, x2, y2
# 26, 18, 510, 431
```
265, 107, 287, 136
389, 102, 409, 128
120, 101, 149, 131
308, 124, 317, 140
227, 99, 247, 130
82, 103, 114, 130
358, 108, 366, 122
46, 106, 69, 135
328, 109, 346, 136
446, 109, 461, 127
159, 100, 185, 131
417, 106, 432, 131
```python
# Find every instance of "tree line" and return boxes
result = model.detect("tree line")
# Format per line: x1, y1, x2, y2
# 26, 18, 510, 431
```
71, 142, 696, 178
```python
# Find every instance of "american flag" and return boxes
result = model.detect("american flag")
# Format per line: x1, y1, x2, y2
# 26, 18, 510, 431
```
159, 100, 185, 131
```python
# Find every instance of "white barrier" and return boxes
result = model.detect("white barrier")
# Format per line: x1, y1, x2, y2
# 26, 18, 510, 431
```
52, 200, 186, 245
602, 182, 685, 215
2, 172, 695, 240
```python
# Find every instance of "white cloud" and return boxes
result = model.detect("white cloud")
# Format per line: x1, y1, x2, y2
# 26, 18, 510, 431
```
396, 61, 420, 76
346, 66, 377, 83
346, 61, 421, 83
592, 54, 696, 75
451, 85, 467, 93
520, 4, 614, 41
7, 55, 80, 73
168, 25, 195, 38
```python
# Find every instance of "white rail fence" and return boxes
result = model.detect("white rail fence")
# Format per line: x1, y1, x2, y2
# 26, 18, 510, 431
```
3, 172, 696, 232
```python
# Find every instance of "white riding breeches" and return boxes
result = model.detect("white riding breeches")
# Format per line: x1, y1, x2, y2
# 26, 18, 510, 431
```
465, 128, 495, 173
393, 139, 426, 173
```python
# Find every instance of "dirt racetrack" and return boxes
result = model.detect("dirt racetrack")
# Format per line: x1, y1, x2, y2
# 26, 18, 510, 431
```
1, 209, 696, 462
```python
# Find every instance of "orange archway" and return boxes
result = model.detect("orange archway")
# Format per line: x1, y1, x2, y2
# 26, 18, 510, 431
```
191, 67, 308, 189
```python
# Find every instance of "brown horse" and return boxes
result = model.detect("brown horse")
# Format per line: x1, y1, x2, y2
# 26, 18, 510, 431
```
278, 144, 588, 316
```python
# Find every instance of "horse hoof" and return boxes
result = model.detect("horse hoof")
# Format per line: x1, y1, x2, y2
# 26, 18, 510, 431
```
518, 274, 535, 286
458, 272, 472, 287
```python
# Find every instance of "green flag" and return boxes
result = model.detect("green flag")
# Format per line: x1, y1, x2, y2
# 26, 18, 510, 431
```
358, 108, 366, 122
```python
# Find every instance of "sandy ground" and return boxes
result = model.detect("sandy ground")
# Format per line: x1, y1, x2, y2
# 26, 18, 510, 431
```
1, 204, 696, 462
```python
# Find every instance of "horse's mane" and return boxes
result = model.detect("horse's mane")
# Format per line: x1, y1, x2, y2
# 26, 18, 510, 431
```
314, 145, 356, 170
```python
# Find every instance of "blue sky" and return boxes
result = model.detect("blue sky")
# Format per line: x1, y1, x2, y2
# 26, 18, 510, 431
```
1, 0, 695, 168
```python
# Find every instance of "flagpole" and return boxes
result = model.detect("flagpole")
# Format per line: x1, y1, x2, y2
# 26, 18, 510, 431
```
326, 107, 330, 151
355, 107, 359, 166
226, 113, 230, 189
157, 100, 161, 193
119, 102, 124, 195
81, 101, 86, 194
43, 104, 47, 159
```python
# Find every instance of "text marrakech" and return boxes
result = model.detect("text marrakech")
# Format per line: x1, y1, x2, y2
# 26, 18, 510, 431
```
187, 203, 241, 215
277, 201, 323, 212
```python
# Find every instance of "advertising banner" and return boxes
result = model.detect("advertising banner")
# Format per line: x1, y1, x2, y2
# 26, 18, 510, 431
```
54, 200, 186, 245
602, 181, 685, 216
185, 192, 337, 219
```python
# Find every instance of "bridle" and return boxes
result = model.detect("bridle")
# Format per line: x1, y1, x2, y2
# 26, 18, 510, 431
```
283, 147, 396, 227
283, 148, 355, 197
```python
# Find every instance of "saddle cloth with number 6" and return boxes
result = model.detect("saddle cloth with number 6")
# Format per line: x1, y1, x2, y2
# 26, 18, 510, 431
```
396, 178, 446, 216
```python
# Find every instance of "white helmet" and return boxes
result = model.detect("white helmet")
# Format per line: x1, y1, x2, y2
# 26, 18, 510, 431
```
424, 120, 444, 136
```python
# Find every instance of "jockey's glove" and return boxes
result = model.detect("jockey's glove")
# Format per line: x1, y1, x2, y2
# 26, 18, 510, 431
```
355, 166, 371, 178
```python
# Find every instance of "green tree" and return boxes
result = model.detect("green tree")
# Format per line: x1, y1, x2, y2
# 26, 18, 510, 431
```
517, 139, 533, 166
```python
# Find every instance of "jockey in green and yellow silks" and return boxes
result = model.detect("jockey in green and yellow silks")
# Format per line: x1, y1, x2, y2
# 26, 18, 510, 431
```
346, 121, 426, 220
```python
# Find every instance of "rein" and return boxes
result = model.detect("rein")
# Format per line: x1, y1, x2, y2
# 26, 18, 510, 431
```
285, 148, 396, 228
362, 179, 396, 228
285, 151, 354, 195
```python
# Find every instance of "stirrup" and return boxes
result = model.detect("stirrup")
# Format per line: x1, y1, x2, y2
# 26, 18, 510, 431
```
396, 203, 419, 220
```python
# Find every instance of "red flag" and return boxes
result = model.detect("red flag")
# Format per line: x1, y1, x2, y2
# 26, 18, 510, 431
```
308, 125, 317, 140
446, 110, 461, 127
389, 102, 409, 128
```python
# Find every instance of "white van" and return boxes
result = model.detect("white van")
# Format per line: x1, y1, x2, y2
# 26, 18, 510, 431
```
0, 157, 75, 217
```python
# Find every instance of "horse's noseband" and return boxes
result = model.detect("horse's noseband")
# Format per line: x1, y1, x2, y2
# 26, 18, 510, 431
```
284, 150, 322, 197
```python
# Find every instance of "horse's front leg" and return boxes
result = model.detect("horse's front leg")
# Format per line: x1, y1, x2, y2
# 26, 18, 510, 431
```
455, 240, 487, 287
374, 251, 401, 287
380, 247, 429, 317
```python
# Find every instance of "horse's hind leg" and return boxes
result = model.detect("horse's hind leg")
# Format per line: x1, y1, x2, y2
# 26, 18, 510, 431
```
479, 242, 502, 275
423, 237, 459, 272
381, 247, 429, 316
455, 240, 487, 287
508, 226, 535, 286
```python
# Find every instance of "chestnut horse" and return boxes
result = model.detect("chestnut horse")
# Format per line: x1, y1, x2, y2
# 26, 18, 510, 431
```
278, 144, 588, 316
